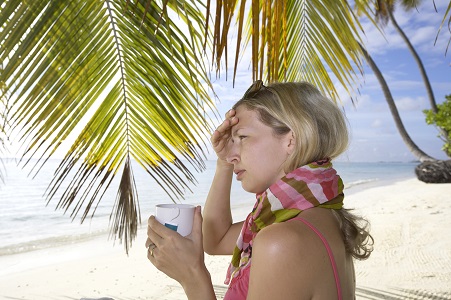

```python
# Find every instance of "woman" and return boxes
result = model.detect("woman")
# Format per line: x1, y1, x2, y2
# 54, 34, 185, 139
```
146, 80, 373, 299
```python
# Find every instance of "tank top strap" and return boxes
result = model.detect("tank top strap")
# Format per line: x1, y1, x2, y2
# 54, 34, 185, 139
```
288, 216, 342, 300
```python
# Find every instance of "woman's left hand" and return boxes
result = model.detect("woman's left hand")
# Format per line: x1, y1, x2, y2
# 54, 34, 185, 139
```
146, 206, 208, 288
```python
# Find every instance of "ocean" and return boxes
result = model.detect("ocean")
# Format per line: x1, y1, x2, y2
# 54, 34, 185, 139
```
0, 159, 418, 256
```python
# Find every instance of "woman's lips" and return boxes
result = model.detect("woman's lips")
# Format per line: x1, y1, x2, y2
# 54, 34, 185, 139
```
235, 169, 245, 180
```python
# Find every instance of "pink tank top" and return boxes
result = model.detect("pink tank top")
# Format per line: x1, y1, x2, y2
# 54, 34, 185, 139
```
223, 217, 342, 300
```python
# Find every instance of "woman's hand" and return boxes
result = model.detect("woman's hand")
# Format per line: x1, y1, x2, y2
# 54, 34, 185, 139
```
211, 109, 239, 162
146, 206, 215, 298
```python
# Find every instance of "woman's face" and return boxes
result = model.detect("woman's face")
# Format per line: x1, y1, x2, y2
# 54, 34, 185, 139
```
226, 105, 293, 194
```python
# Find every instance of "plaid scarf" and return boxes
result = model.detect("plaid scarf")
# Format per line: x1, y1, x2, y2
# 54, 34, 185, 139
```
225, 159, 344, 284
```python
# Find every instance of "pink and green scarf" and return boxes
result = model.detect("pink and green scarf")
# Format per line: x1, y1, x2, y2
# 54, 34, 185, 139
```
225, 159, 344, 284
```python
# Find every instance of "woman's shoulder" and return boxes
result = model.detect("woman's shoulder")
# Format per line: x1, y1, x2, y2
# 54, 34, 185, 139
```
247, 218, 335, 299
248, 210, 352, 299
253, 218, 326, 257
257, 208, 339, 246
252, 208, 345, 272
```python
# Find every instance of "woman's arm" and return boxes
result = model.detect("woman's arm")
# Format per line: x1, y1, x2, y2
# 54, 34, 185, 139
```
203, 109, 243, 255
203, 159, 244, 255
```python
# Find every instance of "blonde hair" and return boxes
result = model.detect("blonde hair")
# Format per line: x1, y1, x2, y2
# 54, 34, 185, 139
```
233, 81, 349, 172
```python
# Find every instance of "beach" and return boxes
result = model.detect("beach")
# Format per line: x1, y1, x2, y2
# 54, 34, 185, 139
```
1, 178, 450, 300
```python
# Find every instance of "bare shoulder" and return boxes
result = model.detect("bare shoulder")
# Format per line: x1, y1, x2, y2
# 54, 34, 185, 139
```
253, 208, 342, 254
247, 221, 330, 300
253, 220, 326, 264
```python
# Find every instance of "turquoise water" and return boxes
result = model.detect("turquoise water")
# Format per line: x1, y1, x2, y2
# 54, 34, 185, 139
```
0, 159, 418, 255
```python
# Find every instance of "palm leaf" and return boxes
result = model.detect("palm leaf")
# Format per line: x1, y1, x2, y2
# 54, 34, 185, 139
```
0, 0, 214, 252
208, 0, 377, 101
0, 80, 7, 183
436, 0, 451, 54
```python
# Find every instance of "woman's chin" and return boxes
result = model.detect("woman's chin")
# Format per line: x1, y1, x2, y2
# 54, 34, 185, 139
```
241, 182, 265, 195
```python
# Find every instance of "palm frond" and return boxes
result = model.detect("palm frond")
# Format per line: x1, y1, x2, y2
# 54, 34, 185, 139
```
208, 0, 378, 101
436, 0, 451, 54
0, 0, 214, 252
0, 63, 10, 183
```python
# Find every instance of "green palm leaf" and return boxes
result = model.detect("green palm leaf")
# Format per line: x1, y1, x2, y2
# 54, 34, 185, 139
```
436, 0, 451, 54
209, 0, 374, 101
0, 0, 214, 252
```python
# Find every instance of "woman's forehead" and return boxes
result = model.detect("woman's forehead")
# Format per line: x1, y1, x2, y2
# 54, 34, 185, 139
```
234, 106, 258, 124
232, 106, 269, 134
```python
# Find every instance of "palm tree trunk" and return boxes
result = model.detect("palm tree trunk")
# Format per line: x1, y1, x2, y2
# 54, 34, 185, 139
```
386, 5, 437, 112
386, 3, 449, 140
359, 43, 436, 162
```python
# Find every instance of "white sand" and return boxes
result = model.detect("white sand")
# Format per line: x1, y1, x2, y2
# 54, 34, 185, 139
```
0, 178, 450, 300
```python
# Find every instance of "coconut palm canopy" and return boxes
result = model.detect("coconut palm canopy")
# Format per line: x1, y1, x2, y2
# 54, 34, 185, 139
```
0, 0, 379, 252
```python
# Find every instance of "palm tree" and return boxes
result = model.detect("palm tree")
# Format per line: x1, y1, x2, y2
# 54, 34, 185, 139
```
359, 43, 436, 162
376, 0, 438, 111
354, 0, 450, 179
378, 0, 451, 151
0, 0, 376, 251
362, 0, 450, 146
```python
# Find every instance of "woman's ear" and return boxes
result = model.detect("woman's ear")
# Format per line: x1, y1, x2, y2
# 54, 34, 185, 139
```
286, 131, 296, 155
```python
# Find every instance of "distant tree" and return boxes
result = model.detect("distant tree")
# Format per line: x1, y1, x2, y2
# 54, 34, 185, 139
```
424, 95, 451, 157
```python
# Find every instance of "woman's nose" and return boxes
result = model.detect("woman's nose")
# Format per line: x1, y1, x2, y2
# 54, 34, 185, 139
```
225, 141, 240, 164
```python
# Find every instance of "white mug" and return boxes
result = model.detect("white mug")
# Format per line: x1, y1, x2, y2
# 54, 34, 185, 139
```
155, 204, 195, 236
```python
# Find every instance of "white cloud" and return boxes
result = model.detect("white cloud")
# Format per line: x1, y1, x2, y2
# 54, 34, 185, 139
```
395, 96, 425, 111
360, 1, 449, 56
371, 119, 382, 128
409, 25, 439, 45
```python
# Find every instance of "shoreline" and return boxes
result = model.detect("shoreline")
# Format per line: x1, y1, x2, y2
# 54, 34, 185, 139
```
1, 177, 450, 299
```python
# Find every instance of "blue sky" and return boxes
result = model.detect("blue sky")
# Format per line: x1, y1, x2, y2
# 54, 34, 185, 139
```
207, 1, 450, 162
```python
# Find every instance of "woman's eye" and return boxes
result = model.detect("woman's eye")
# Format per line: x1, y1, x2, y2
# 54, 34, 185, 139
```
239, 135, 247, 140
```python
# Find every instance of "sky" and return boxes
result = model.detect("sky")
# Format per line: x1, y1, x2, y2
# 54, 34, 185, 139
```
206, 1, 451, 163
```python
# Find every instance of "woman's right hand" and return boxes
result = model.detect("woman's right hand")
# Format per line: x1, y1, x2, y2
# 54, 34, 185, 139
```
210, 109, 239, 162
204, 109, 242, 256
